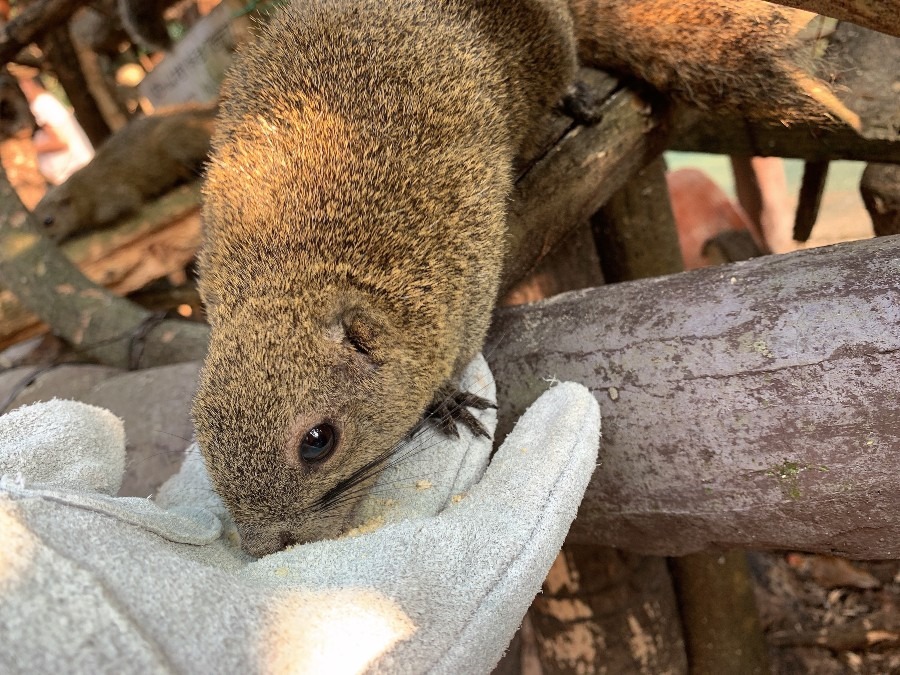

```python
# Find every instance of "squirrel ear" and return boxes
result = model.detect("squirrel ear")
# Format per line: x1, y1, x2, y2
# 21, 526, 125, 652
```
341, 308, 379, 357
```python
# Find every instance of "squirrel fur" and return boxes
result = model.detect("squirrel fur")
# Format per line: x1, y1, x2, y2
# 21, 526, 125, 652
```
193, 0, 576, 556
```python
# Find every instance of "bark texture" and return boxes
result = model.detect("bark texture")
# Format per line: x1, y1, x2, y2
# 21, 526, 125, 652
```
487, 235, 900, 559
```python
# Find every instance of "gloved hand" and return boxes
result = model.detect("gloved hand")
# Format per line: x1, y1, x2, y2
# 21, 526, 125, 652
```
0, 356, 600, 674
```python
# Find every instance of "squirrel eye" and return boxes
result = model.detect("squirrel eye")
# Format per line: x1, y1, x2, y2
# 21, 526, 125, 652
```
42, 215, 54, 227
299, 423, 337, 462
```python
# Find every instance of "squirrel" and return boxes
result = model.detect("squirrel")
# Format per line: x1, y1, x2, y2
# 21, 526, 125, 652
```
193, 0, 852, 556
192, 0, 576, 556
34, 104, 216, 241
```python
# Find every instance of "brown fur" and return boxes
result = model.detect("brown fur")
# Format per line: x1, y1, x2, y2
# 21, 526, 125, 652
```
33, 104, 216, 241
570, 0, 857, 126
193, 0, 575, 556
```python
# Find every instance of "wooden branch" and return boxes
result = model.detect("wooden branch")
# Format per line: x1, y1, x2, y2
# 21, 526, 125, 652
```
766, 0, 900, 37
0, 184, 203, 348
503, 85, 668, 293
671, 112, 900, 162
0, 0, 90, 66
487, 235, 900, 559
0, 172, 207, 367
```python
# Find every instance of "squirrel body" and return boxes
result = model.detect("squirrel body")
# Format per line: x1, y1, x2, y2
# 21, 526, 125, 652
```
193, 0, 575, 555
34, 105, 216, 241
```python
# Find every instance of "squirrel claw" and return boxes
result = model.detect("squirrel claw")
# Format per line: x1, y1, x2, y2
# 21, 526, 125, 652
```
423, 386, 494, 439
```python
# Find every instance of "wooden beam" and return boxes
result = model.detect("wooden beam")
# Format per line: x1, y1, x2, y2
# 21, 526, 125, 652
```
671, 113, 900, 162
503, 86, 668, 293
767, 0, 900, 37
487, 235, 900, 559
0, 0, 90, 66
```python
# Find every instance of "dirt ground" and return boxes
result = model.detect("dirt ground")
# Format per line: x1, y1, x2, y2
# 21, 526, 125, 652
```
752, 552, 900, 674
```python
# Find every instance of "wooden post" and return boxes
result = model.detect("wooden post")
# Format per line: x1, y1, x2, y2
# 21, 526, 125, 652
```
591, 157, 684, 280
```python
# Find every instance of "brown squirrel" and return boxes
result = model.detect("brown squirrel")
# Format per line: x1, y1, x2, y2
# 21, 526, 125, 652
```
34, 104, 216, 241
193, 0, 852, 556
193, 0, 576, 556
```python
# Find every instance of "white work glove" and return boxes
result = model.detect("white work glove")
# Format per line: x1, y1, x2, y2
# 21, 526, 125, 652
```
0, 356, 600, 674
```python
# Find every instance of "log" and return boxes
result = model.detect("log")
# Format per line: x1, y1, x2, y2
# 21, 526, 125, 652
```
0, 0, 90, 65
0, 183, 202, 349
503, 85, 667, 293
672, 114, 900, 162
0, 171, 207, 368
767, 0, 900, 38
487, 235, 900, 559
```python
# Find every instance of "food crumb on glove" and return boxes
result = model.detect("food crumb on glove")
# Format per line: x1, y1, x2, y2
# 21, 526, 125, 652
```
342, 515, 386, 538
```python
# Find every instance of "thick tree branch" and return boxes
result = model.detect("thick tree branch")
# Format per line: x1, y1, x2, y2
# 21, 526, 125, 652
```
0, 170, 207, 368
488, 235, 900, 559
0, 0, 90, 66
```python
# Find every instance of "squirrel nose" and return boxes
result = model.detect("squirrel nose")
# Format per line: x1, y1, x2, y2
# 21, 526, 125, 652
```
236, 523, 293, 557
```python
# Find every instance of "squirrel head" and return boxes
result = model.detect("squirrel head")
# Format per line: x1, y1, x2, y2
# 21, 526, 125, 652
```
192, 289, 447, 556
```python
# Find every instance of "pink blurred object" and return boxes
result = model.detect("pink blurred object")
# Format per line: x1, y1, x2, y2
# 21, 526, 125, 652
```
667, 168, 763, 269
